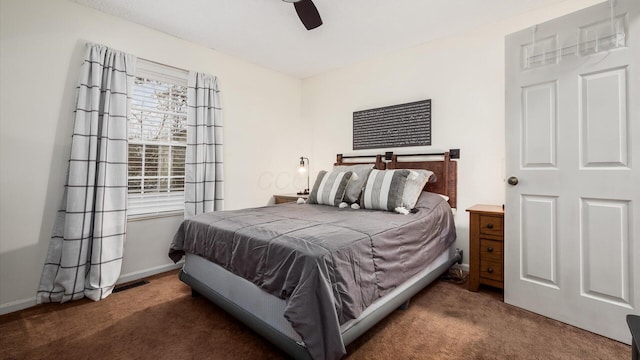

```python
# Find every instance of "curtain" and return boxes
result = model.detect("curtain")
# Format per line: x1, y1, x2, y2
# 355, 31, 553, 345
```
185, 72, 224, 217
37, 43, 136, 303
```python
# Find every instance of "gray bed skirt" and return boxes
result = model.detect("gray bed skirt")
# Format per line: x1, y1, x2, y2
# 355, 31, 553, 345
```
179, 248, 463, 359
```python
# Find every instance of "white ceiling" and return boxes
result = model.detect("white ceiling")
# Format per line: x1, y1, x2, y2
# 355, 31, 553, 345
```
72, 0, 565, 78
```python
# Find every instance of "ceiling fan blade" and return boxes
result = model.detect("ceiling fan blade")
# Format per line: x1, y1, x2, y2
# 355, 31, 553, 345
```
294, 0, 322, 30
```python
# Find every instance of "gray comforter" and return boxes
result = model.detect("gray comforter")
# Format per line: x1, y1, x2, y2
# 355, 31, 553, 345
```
169, 192, 456, 360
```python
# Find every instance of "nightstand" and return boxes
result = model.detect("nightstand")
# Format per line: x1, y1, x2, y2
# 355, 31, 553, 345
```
467, 204, 504, 292
274, 194, 308, 204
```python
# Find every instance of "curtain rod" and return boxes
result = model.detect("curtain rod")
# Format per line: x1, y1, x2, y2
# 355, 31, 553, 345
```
139, 57, 188, 73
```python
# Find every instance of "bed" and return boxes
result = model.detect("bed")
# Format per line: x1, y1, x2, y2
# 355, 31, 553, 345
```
169, 152, 461, 360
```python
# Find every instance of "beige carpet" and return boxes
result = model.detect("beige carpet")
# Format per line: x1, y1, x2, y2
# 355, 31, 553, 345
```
0, 270, 629, 359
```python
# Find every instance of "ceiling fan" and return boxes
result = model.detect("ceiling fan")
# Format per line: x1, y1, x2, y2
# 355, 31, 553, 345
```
282, 0, 323, 30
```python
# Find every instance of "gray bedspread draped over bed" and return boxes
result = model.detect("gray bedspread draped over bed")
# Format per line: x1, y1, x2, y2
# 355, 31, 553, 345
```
169, 192, 456, 360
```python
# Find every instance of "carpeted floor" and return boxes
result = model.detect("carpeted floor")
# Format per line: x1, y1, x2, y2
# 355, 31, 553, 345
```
0, 270, 629, 360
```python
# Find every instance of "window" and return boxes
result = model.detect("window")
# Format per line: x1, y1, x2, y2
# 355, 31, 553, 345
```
128, 60, 188, 218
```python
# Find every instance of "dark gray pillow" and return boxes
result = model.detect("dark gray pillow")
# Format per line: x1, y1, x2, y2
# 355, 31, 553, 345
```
361, 169, 411, 212
332, 164, 374, 203
308, 170, 354, 207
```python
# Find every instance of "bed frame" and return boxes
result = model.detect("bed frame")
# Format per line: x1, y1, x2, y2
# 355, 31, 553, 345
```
179, 150, 461, 359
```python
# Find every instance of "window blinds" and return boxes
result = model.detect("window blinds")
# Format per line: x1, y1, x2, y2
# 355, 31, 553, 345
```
128, 60, 188, 218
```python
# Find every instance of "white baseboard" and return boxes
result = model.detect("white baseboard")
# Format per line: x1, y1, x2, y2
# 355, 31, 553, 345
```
116, 262, 184, 284
0, 296, 37, 315
0, 262, 184, 316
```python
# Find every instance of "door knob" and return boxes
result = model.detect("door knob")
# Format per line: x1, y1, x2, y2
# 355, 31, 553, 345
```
507, 176, 519, 186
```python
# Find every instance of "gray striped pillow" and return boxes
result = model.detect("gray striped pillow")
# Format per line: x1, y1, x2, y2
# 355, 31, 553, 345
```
333, 164, 374, 203
361, 169, 411, 212
308, 170, 354, 206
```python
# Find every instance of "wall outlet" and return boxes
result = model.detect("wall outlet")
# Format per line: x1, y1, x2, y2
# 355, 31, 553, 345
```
449, 148, 460, 159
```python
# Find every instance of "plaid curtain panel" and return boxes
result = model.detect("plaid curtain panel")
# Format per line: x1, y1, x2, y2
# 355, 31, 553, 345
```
37, 43, 136, 303
185, 72, 224, 217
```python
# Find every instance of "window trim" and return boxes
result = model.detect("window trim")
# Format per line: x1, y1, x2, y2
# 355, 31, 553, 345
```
128, 59, 189, 219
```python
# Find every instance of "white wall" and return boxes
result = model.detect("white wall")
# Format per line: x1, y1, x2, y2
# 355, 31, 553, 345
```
0, 0, 305, 312
301, 0, 601, 266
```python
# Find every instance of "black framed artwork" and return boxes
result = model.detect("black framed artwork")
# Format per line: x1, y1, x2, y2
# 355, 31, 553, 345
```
353, 99, 431, 150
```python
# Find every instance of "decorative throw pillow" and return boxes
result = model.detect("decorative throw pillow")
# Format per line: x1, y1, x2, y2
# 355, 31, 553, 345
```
401, 169, 436, 210
308, 170, 354, 207
333, 164, 374, 203
361, 169, 411, 212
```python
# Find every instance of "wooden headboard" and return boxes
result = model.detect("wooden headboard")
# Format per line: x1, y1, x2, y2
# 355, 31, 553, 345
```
334, 151, 458, 208
387, 152, 458, 208
335, 154, 386, 169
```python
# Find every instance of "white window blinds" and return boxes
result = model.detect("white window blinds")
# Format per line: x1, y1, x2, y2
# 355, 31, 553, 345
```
128, 60, 188, 218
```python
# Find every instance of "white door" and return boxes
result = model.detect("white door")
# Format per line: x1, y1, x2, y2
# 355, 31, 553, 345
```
505, 0, 639, 344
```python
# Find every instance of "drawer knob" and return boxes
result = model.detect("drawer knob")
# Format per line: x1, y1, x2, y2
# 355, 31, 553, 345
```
487, 247, 493, 252
487, 267, 494, 274
487, 223, 494, 229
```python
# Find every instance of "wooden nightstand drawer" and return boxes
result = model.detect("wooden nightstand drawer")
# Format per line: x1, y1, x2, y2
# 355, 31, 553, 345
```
467, 204, 505, 292
479, 215, 503, 237
480, 239, 503, 262
480, 259, 503, 282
